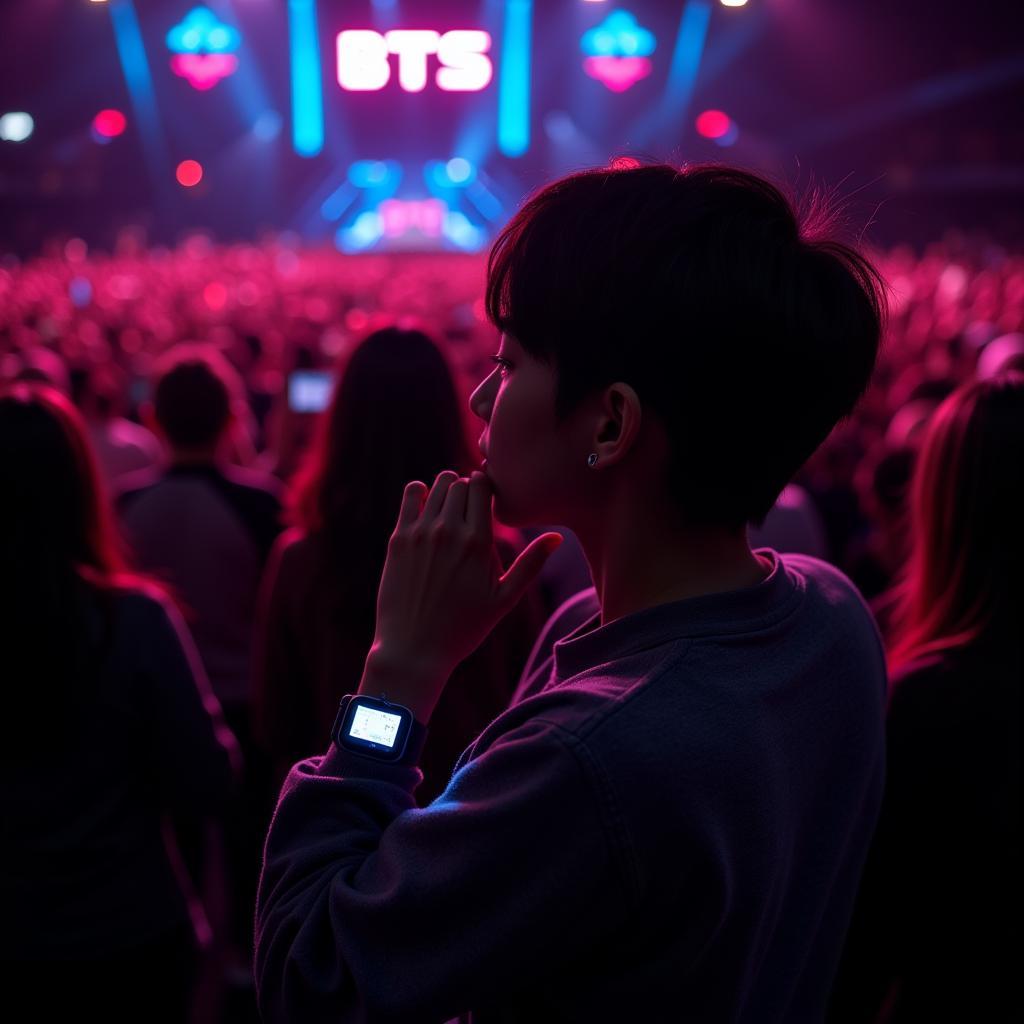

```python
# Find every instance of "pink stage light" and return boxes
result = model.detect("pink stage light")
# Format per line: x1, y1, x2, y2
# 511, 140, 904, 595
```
166, 7, 241, 91
379, 199, 446, 238
696, 110, 732, 139
171, 53, 239, 90
582, 56, 652, 92
336, 29, 492, 93
93, 109, 126, 138
176, 159, 203, 187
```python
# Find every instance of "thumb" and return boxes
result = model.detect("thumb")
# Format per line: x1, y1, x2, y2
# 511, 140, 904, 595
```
497, 533, 563, 608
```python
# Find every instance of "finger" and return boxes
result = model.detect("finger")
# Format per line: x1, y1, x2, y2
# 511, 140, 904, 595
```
498, 533, 563, 608
397, 480, 428, 527
421, 470, 459, 521
466, 471, 493, 542
441, 477, 470, 526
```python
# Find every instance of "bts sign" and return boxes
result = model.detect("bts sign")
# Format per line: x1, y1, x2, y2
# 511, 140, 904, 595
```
336, 29, 493, 92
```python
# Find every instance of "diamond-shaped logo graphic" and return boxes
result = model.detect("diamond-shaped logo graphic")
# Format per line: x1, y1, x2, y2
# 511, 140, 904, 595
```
167, 7, 242, 91
580, 11, 656, 93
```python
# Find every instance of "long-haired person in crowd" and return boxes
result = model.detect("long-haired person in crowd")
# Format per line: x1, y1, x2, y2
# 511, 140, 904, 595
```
253, 323, 549, 806
829, 371, 1023, 1023
0, 382, 242, 1022
253, 162, 891, 1023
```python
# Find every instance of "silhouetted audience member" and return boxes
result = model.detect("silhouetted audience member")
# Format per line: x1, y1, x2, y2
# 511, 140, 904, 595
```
748, 481, 831, 560
846, 443, 916, 609
254, 162, 890, 1022
829, 372, 1023, 1022
115, 343, 283, 986
976, 331, 1024, 380
73, 362, 163, 487
10, 344, 71, 395
0, 382, 241, 1022
253, 325, 549, 807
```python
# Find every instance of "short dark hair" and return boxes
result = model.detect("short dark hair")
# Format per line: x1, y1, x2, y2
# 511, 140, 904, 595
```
152, 344, 241, 449
486, 162, 888, 530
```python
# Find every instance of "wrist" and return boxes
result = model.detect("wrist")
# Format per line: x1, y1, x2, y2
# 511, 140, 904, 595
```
357, 645, 449, 726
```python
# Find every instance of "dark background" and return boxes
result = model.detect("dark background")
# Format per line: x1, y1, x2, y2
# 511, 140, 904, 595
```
1, 0, 1021, 255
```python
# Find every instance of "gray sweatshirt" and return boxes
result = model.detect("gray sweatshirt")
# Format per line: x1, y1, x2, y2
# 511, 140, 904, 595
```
254, 548, 887, 1023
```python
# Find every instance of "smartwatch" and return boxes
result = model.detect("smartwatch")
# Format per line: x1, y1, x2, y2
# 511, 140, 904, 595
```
331, 693, 427, 764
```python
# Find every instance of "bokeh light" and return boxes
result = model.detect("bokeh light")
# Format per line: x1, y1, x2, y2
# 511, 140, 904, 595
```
93, 109, 127, 138
0, 112, 34, 142
176, 159, 204, 187
203, 281, 227, 310
445, 158, 474, 184
696, 109, 732, 139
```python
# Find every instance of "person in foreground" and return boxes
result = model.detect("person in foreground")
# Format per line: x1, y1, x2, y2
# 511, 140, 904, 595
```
0, 382, 241, 1020
254, 162, 890, 1023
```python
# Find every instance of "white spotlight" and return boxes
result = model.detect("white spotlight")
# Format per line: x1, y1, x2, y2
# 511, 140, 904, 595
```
0, 112, 34, 142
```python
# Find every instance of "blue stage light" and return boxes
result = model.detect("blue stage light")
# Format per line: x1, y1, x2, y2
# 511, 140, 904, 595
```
108, 0, 172, 204
445, 158, 475, 185
320, 181, 357, 222
498, 0, 532, 157
443, 211, 485, 251
465, 180, 505, 222
252, 110, 283, 141
338, 210, 384, 252
289, 0, 324, 157
69, 277, 93, 308
348, 160, 394, 189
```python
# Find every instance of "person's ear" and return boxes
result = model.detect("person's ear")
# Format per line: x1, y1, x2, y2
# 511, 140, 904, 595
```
597, 382, 642, 462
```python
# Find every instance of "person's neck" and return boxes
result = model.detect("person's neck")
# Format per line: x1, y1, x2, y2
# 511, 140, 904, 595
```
574, 504, 770, 628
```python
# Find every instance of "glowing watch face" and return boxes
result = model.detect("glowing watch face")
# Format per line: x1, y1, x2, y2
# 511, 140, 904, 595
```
348, 705, 402, 748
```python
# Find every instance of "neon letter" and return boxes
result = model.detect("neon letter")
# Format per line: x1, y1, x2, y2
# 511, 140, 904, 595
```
337, 30, 390, 91
436, 30, 492, 91
384, 30, 440, 93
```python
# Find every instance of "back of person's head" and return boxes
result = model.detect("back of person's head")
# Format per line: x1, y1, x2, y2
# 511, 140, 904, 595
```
977, 332, 1024, 380
11, 345, 71, 396
150, 343, 242, 450
0, 382, 134, 754
72, 361, 128, 421
885, 397, 939, 450
0, 381, 125, 584
288, 322, 479, 581
886, 371, 1024, 672
856, 442, 916, 527
486, 161, 887, 530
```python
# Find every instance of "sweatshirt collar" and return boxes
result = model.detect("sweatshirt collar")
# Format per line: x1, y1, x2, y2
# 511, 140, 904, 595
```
552, 547, 801, 683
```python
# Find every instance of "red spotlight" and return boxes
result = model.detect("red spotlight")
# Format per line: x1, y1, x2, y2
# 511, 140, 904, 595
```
93, 109, 126, 138
696, 110, 732, 140
176, 159, 203, 187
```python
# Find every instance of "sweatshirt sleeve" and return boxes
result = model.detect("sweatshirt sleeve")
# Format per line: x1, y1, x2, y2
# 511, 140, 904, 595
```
255, 715, 635, 1024
140, 594, 244, 816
